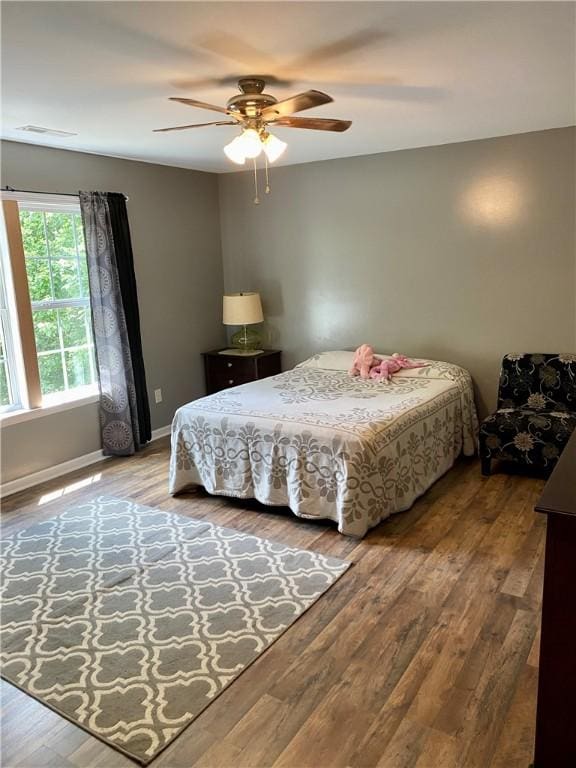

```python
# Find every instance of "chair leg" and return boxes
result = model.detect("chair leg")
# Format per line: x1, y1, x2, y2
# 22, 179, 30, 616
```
481, 456, 491, 476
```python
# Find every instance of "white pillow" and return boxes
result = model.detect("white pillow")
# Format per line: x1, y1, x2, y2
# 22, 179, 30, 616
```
392, 359, 468, 381
296, 351, 356, 370
296, 350, 391, 371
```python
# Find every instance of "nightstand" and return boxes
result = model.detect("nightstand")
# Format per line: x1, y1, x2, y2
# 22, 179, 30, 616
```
202, 349, 282, 395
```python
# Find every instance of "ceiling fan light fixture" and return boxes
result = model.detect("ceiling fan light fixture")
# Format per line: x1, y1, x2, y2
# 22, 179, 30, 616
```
262, 132, 287, 163
223, 135, 246, 165
237, 128, 263, 159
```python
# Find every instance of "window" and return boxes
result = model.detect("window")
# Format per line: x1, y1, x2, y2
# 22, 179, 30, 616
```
0, 259, 19, 408
0, 194, 98, 417
20, 207, 96, 398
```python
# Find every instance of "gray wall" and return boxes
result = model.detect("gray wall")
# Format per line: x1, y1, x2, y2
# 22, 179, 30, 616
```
1, 140, 225, 483
219, 128, 576, 416
2, 127, 575, 484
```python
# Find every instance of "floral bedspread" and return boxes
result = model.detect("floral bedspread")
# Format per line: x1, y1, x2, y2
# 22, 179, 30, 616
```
169, 359, 478, 537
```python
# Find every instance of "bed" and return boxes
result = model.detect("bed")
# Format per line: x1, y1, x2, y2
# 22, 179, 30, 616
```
169, 351, 478, 537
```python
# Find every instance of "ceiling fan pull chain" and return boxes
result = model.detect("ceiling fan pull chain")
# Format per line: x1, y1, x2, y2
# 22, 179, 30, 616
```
253, 158, 260, 205
265, 154, 271, 194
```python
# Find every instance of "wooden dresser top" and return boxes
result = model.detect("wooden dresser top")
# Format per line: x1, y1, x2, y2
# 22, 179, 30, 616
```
535, 427, 576, 517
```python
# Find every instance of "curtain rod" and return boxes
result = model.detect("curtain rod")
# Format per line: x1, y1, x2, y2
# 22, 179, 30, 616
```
1, 186, 129, 201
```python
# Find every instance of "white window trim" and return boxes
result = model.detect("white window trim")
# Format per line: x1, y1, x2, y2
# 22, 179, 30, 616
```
0, 388, 99, 426
2, 191, 79, 209
0, 203, 27, 410
0, 262, 21, 409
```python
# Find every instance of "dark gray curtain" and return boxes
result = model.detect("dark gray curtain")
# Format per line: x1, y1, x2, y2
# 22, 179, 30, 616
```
79, 191, 151, 455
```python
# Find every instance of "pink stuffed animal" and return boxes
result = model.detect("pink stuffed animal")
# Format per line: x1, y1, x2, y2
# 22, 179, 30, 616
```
370, 353, 426, 381
349, 344, 377, 379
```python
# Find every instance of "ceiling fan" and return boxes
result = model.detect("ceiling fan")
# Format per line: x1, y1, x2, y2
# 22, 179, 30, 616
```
154, 76, 352, 171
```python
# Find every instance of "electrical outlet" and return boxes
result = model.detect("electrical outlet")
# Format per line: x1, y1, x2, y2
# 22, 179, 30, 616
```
154, 388, 163, 404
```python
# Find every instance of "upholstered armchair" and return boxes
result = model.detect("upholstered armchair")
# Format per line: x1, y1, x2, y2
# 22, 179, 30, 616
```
479, 354, 576, 475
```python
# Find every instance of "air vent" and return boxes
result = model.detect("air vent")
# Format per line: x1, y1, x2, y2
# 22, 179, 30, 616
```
16, 125, 77, 137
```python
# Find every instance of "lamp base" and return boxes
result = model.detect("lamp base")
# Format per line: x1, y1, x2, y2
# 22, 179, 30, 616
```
231, 325, 261, 351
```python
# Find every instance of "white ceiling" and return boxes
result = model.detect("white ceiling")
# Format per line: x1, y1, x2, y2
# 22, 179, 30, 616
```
1, 1, 575, 173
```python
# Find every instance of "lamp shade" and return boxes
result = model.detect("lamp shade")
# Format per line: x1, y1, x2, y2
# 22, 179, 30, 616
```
222, 292, 264, 326
237, 129, 262, 159
223, 136, 246, 165
262, 132, 287, 163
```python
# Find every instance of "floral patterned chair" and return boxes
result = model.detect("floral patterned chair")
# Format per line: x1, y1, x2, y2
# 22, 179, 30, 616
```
480, 353, 576, 476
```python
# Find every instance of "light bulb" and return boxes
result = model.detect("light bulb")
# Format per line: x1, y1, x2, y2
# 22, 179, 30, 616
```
237, 128, 262, 159
262, 132, 287, 163
223, 136, 246, 165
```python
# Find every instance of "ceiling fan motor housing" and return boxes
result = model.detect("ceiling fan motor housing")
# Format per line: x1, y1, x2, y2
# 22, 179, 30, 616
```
227, 77, 278, 117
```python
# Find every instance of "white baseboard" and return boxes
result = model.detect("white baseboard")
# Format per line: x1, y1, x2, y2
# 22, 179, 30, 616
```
150, 425, 172, 441
0, 425, 172, 500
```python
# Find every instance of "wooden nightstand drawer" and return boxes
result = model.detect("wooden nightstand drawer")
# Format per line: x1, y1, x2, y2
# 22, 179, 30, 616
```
202, 350, 282, 395
208, 370, 254, 391
207, 355, 253, 377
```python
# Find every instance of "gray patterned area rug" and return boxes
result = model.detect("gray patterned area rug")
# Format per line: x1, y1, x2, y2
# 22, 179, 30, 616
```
1, 496, 350, 764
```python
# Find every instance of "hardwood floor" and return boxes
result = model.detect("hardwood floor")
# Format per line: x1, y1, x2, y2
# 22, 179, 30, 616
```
1, 438, 546, 768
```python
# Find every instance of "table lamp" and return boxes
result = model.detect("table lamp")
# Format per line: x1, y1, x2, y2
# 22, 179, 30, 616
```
223, 292, 264, 352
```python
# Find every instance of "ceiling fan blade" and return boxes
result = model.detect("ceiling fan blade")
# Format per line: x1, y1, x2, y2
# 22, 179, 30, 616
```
284, 30, 387, 75
153, 121, 238, 132
262, 90, 333, 119
194, 33, 279, 72
269, 116, 352, 132
169, 97, 231, 115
